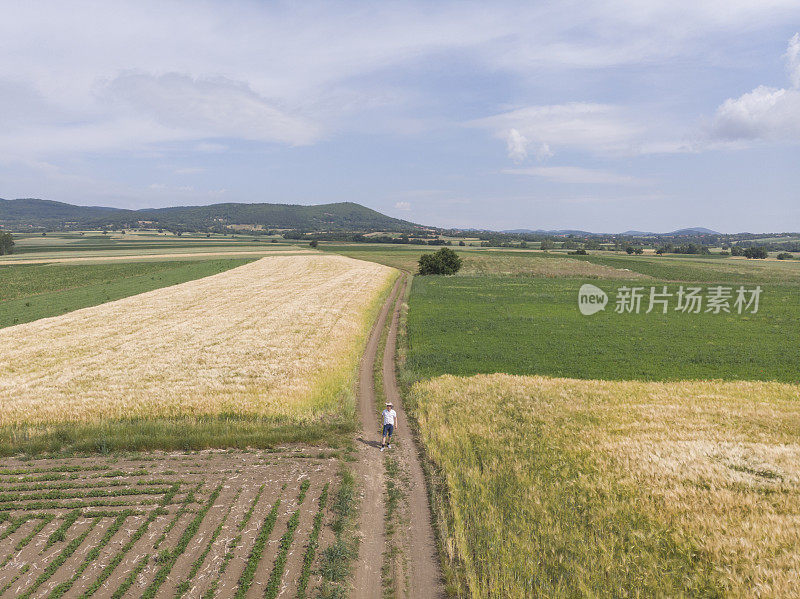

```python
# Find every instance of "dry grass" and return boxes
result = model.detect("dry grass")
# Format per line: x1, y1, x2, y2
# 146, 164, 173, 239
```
411, 374, 800, 598
0, 255, 395, 427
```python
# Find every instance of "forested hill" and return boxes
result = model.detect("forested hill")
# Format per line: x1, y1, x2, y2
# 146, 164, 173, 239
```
0, 198, 424, 232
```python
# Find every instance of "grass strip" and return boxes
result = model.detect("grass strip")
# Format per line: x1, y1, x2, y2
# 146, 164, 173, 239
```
19, 517, 100, 599
109, 554, 149, 599
264, 509, 301, 599
174, 489, 240, 598
140, 485, 223, 599
234, 499, 281, 598
78, 483, 179, 598
382, 456, 405, 599
47, 511, 131, 598
295, 483, 329, 599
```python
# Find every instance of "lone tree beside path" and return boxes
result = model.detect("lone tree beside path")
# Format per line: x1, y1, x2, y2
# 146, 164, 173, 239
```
418, 247, 462, 275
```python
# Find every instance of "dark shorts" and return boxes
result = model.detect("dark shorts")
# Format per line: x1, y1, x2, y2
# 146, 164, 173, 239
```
382, 424, 394, 437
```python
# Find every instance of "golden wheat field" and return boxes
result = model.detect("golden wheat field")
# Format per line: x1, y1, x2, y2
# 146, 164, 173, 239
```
412, 374, 800, 598
0, 255, 395, 426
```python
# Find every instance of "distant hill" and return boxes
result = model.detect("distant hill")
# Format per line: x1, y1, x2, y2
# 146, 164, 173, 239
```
502, 228, 595, 235
0, 198, 424, 232
667, 227, 720, 235
619, 230, 656, 236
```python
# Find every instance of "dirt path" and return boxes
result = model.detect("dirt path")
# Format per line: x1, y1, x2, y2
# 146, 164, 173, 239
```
382, 277, 446, 599
353, 274, 445, 599
353, 278, 401, 598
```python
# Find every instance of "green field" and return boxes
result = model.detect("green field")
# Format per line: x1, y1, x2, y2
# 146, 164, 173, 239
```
0, 259, 253, 328
406, 275, 798, 382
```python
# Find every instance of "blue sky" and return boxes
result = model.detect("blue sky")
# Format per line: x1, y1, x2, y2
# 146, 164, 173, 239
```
1, 1, 799, 232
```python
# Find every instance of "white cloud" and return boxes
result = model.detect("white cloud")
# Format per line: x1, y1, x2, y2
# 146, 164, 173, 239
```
394, 201, 411, 210
103, 72, 319, 146
174, 167, 204, 175
710, 86, 800, 141
709, 34, 800, 143
0, 1, 797, 165
501, 166, 646, 185
505, 129, 528, 162
475, 103, 650, 158
785, 33, 800, 89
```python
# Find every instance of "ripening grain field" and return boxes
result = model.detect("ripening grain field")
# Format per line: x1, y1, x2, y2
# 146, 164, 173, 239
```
0, 255, 396, 453
411, 374, 800, 598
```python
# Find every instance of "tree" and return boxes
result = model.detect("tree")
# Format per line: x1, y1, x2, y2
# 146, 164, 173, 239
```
625, 246, 635, 254
0, 232, 14, 255
309, 239, 319, 248
743, 247, 768, 259
458, 240, 466, 246
539, 239, 555, 250
634, 247, 644, 255
777, 252, 793, 260
418, 247, 463, 275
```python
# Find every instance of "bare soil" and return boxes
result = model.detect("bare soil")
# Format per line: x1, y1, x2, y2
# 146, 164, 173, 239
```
0, 449, 337, 598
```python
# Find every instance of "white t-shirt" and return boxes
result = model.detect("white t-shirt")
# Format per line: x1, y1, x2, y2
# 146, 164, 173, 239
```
382, 409, 397, 426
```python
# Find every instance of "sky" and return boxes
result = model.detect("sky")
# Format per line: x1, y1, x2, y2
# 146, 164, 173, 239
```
1, 1, 799, 233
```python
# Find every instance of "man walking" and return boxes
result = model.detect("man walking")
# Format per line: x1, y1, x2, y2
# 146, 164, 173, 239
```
381, 402, 397, 451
